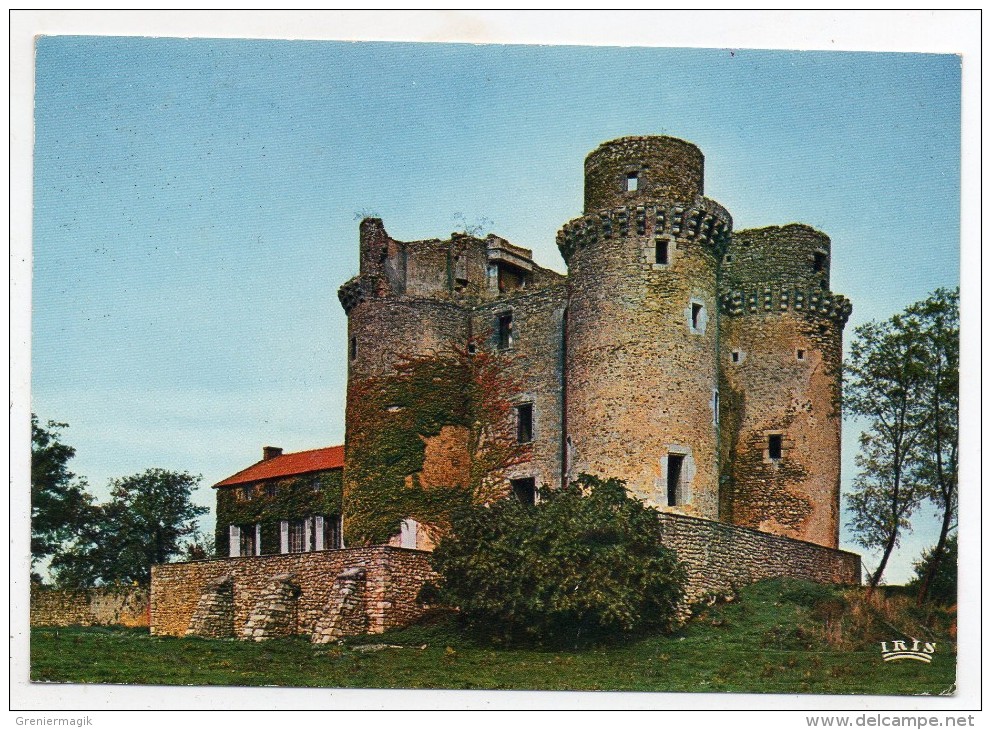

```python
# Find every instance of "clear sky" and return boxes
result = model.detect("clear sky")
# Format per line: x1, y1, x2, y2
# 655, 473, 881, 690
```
30, 36, 960, 584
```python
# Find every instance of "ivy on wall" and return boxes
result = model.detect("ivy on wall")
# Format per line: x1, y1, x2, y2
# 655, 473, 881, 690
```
345, 342, 526, 546
214, 470, 343, 556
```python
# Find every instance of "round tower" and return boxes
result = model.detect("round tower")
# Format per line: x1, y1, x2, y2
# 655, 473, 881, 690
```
719, 225, 851, 548
559, 136, 731, 517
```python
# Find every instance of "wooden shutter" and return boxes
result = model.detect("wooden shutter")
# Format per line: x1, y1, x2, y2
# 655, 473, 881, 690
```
254, 523, 262, 556
304, 517, 313, 552
314, 516, 325, 551
229, 525, 240, 558
280, 520, 289, 554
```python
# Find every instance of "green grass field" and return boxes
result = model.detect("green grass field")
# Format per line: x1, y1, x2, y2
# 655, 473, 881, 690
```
30, 579, 956, 695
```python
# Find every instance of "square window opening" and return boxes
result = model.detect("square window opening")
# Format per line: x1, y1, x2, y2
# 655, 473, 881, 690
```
511, 477, 536, 506
497, 313, 513, 350
516, 403, 534, 444
797, 349, 806, 361
666, 455, 685, 507
731, 350, 740, 363
768, 434, 783, 460
655, 240, 669, 265
626, 173, 639, 192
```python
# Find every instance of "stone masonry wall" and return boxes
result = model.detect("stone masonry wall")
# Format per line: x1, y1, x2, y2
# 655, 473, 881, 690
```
151, 547, 434, 638
657, 512, 860, 605
30, 586, 150, 627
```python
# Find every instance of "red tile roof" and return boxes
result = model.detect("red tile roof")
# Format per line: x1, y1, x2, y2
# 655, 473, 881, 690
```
213, 445, 344, 488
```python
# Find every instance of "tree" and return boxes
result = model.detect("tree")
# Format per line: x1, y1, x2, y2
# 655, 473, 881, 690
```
908, 534, 957, 606
51, 469, 206, 587
30, 415, 94, 568
906, 289, 959, 605
430, 474, 685, 646
844, 315, 928, 593
844, 289, 959, 596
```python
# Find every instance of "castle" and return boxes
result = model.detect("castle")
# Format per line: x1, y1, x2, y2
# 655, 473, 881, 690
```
151, 136, 860, 640
340, 135, 851, 550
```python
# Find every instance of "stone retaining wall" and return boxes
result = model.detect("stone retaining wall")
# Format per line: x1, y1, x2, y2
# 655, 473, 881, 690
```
150, 546, 434, 638
30, 586, 150, 627
657, 512, 860, 604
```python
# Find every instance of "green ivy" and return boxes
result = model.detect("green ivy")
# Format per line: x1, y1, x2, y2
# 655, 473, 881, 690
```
214, 471, 343, 556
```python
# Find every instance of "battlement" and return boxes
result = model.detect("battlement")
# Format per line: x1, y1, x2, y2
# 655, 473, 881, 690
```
719, 284, 852, 325
557, 200, 732, 264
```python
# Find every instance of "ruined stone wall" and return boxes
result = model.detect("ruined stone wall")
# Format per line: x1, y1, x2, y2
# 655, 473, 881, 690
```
151, 547, 434, 638
561, 191, 731, 516
471, 285, 568, 493
30, 586, 149, 627
657, 513, 860, 604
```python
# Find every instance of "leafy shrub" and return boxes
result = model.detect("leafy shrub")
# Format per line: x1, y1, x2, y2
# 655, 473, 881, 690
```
430, 474, 685, 646
908, 534, 957, 606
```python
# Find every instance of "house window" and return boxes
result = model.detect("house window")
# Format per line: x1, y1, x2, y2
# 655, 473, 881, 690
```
626, 173, 639, 192
265, 483, 278, 498
310, 475, 322, 492
768, 434, 783, 460
287, 518, 309, 553
655, 240, 669, 265
516, 403, 534, 444
239, 524, 257, 557
349, 336, 357, 361
666, 455, 685, 507
497, 313, 513, 350
511, 477, 536, 506
323, 514, 343, 550
813, 251, 826, 273
239, 485, 253, 502
797, 348, 806, 361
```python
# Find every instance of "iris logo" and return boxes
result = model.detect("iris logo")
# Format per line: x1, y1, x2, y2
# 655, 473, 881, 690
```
880, 639, 937, 663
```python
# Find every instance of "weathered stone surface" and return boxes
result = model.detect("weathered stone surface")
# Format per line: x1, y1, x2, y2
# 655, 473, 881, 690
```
30, 586, 149, 628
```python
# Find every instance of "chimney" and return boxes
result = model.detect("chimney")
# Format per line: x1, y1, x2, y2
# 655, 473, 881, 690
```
262, 446, 283, 461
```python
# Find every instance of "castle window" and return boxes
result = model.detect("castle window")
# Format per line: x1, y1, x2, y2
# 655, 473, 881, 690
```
813, 251, 827, 273
516, 403, 534, 443
768, 434, 783, 460
731, 350, 741, 363
655, 240, 669, 265
497, 313, 513, 350
349, 336, 357, 361
626, 173, 639, 192
666, 454, 685, 507
691, 302, 704, 332
797, 348, 806, 361
467, 342, 477, 355
511, 477, 537, 506
725, 254, 733, 263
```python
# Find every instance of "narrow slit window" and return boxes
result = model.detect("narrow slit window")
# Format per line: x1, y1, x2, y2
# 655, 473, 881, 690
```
655, 240, 669, 265
349, 336, 357, 361
666, 455, 685, 507
691, 303, 703, 330
516, 403, 534, 444
497, 313, 513, 350
768, 434, 783, 460
626, 173, 639, 192
511, 477, 536, 506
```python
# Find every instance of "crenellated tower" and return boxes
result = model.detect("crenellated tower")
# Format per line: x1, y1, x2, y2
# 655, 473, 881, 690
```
718, 225, 852, 547
558, 136, 732, 517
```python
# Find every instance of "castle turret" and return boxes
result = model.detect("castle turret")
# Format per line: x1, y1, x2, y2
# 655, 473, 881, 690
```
718, 225, 851, 548
559, 136, 731, 516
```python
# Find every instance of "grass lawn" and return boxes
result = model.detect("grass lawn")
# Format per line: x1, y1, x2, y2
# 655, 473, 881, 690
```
30, 579, 955, 695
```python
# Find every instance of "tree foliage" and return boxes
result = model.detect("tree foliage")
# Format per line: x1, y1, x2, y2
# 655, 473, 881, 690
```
30, 415, 94, 566
907, 534, 957, 606
844, 288, 959, 594
51, 469, 206, 587
430, 474, 685, 646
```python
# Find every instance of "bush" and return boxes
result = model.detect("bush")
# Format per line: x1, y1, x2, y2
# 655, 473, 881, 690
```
430, 474, 685, 646
908, 534, 957, 605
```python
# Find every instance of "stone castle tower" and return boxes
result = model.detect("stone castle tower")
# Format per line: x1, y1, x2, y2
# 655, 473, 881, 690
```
338, 135, 851, 550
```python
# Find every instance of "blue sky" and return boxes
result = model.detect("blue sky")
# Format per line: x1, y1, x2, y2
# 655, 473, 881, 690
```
31, 36, 961, 583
